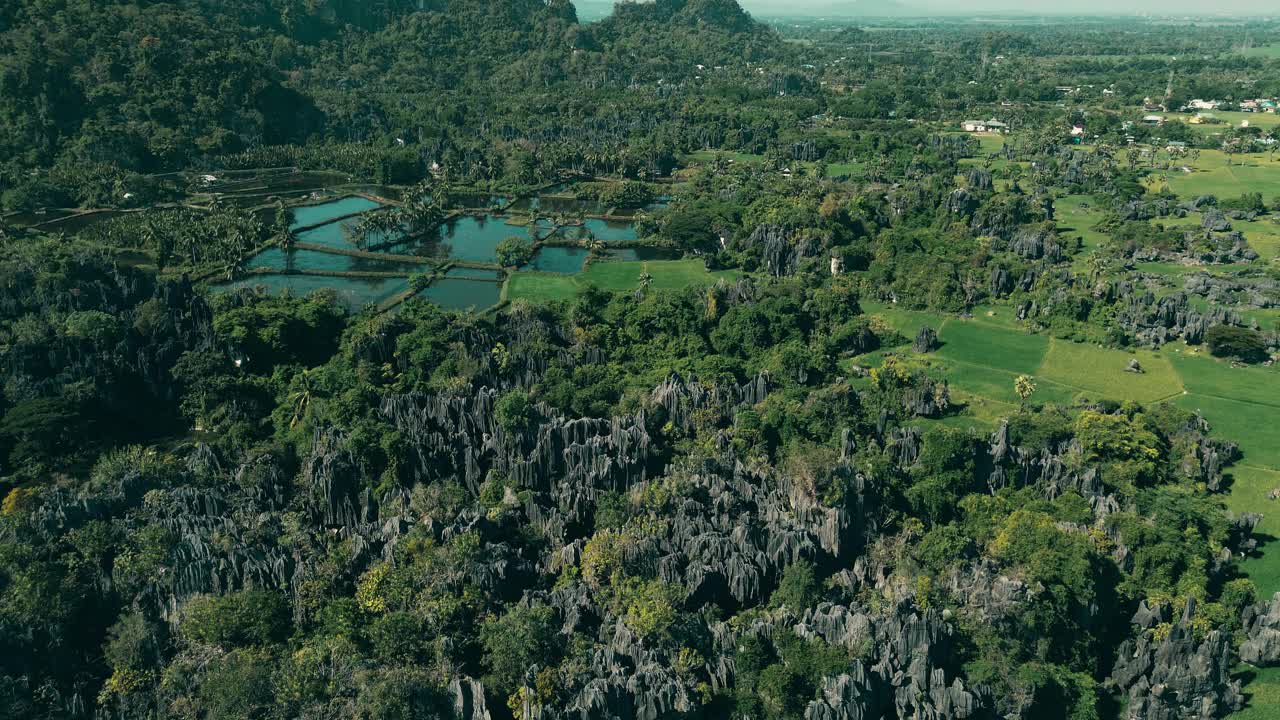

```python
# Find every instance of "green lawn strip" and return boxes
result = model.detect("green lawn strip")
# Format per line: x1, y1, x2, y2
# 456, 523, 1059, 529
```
506, 260, 739, 302
934, 318, 1050, 375
1223, 465, 1280, 598
936, 356, 1080, 407
1169, 351, 1280, 409
1234, 666, 1280, 720
1236, 45, 1280, 58
1146, 150, 1280, 203
1036, 337, 1183, 404
505, 272, 579, 303
1173, 393, 1280, 470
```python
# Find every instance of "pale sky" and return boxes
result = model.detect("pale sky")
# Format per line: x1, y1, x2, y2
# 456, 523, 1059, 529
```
736, 0, 1272, 15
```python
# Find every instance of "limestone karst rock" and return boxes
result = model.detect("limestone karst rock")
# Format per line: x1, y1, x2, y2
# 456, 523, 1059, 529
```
1110, 598, 1243, 719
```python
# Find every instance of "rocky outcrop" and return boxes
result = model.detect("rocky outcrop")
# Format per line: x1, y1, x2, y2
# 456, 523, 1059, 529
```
1201, 208, 1232, 233
1242, 593, 1280, 666
1113, 287, 1242, 347
1110, 598, 1243, 719
914, 326, 937, 353
739, 224, 820, 277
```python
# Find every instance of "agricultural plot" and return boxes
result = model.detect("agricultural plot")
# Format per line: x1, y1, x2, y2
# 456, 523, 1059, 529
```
1175, 393, 1280, 470
824, 161, 863, 178
865, 306, 1183, 406
504, 273, 578, 303
505, 260, 739, 303
1170, 352, 1280, 407
1056, 194, 1111, 258
932, 356, 1078, 407
1236, 45, 1280, 59
1162, 111, 1280, 132
1225, 465, 1280, 597
681, 150, 768, 166
1036, 339, 1183, 404
933, 318, 1048, 374
1145, 150, 1280, 203
1235, 666, 1280, 720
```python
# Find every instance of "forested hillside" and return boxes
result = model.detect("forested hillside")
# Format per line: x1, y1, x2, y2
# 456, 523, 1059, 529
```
3, 2, 1280, 720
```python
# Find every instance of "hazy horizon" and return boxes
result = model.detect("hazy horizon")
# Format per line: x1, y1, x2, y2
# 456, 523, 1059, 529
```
575, 0, 1277, 17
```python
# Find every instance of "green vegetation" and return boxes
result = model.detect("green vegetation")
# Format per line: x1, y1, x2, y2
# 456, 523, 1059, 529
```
506, 259, 740, 302
3, 4, 1280, 720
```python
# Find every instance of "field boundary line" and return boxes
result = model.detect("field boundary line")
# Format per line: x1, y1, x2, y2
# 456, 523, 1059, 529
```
1181, 390, 1280, 411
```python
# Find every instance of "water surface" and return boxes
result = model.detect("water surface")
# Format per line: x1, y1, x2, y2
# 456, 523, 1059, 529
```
532, 246, 589, 273
218, 274, 408, 312
419, 278, 502, 311
290, 197, 381, 230
246, 248, 422, 274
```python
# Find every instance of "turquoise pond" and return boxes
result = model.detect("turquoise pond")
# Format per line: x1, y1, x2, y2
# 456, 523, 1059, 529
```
417, 278, 502, 311
219, 274, 408, 311
532, 246, 589, 273
246, 248, 423, 274
411, 215, 536, 263
289, 197, 381, 230
294, 219, 409, 251
529, 245, 675, 272
553, 218, 638, 243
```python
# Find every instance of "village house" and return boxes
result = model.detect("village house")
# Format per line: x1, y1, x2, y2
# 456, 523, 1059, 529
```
1185, 99, 1221, 111
962, 119, 1008, 133
1142, 115, 1165, 125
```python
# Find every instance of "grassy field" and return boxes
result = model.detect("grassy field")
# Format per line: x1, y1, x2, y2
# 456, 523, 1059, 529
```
1225, 465, 1280, 597
862, 305, 1186, 406
1162, 111, 1280, 132
861, 301, 1280, 717
1145, 149, 1280, 203
824, 161, 863, 178
1056, 194, 1111, 255
1236, 45, 1280, 59
681, 150, 768, 166
504, 259, 739, 303
1235, 666, 1280, 720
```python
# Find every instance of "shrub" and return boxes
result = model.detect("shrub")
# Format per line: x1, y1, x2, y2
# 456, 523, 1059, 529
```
1205, 325, 1268, 363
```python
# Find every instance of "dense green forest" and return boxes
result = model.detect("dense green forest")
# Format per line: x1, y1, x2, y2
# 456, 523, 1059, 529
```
3, 2, 1280, 720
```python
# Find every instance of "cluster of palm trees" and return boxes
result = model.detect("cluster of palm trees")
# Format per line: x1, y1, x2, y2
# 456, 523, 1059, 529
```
346, 180, 447, 249
85, 208, 271, 278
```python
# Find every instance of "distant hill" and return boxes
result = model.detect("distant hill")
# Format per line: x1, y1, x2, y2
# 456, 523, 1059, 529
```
738, 0, 914, 16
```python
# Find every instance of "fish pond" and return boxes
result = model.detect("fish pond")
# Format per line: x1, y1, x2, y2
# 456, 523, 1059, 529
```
216, 192, 657, 312
290, 196, 381, 230
246, 247, 424, 274
221, 274, 409, 312
417, 277, 503, 311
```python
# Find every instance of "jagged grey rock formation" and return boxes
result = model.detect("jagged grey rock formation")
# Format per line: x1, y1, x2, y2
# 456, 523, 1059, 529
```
1110, 598, 1243, 719
914, 326, 937, 353
1242, 593, 1280, 666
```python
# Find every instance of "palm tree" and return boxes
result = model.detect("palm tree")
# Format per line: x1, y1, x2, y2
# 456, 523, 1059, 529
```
1014, 375, 1036, 410
289, 369, 317, 429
